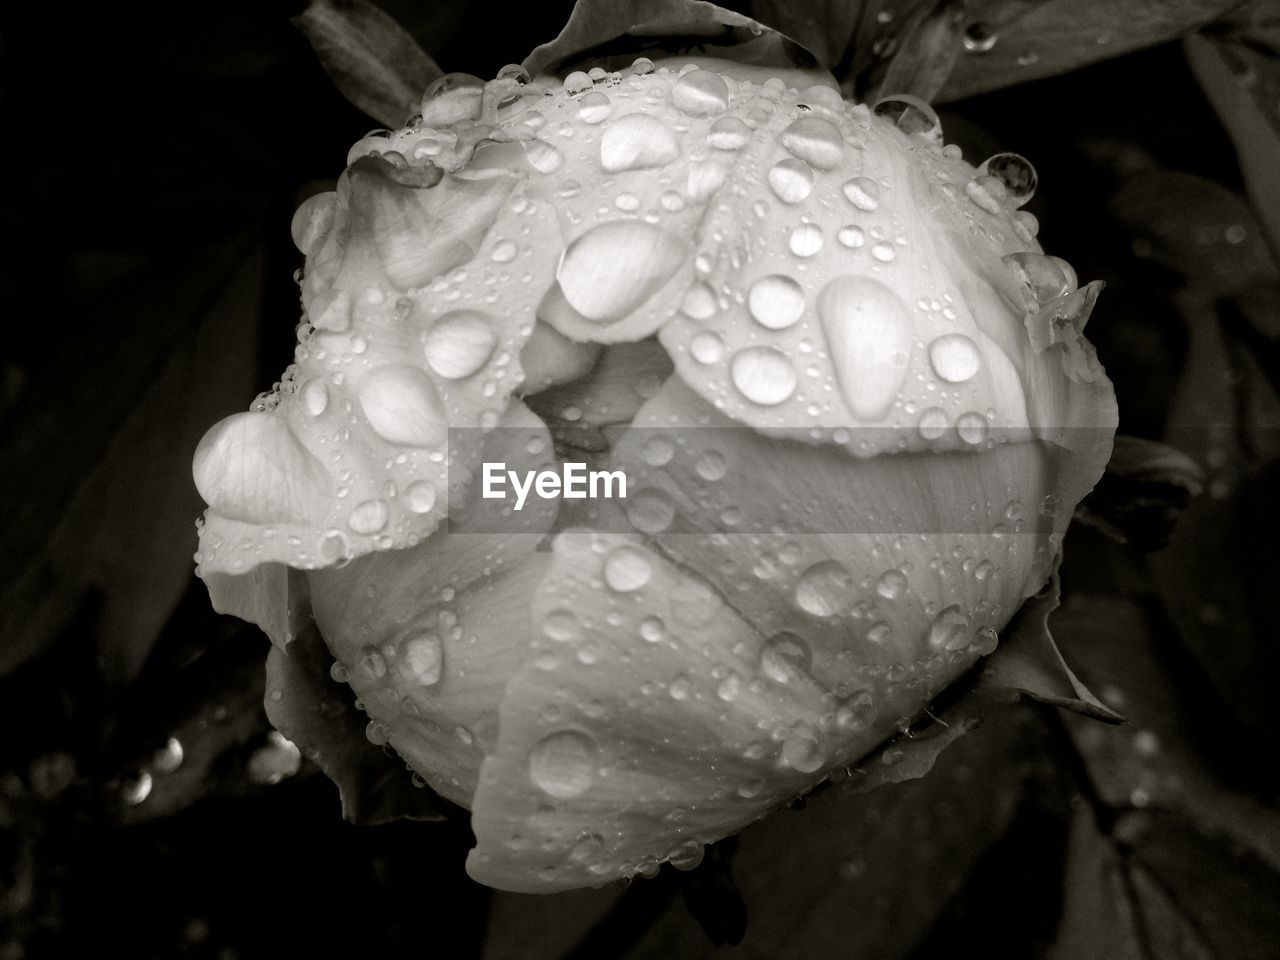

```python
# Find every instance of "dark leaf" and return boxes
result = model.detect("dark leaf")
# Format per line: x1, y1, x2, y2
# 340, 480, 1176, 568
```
1075, 434, 1205, 550
867, 0, 967, 102
264, 619, 451, 825
1053, 807, 1280, 960
938, 0, 1244, 102
292, 0, 443, 128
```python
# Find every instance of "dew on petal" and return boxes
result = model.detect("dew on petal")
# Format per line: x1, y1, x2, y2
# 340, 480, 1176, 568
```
780, 116, 844, 169
748, 274, 806, 330
842, 177, 880, 211
708, 116, 750, 150
768, 158, 815, 203
603, 545, 653, 593
423, 310, 496, 379
554, 221, 686, 324
731, 347, 797, 405
979, 153, 1038, 207
671, 69, 730, 116
760, 632, 812, 683
928, 333, 981, 383
795, 560, 852, 617
600, 113, 680, 172
529, 731, 597, 798
358, 365, 448, 447
789, 224, 824, 257
399, 633, 444, 686
577, 91, 612, 124
817, 277, 912, 421
871, 94, 941, 139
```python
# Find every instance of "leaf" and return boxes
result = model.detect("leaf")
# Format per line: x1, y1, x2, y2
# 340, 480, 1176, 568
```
866, 0, 967, 102
1187, 12, 1280, 266
264, 618, 451, 825
1074, 434, 1205, 551
522, 0, 826, 86
936, 0, 1244, 103
1053, 807, 1280, 960
292, 0, 443, 128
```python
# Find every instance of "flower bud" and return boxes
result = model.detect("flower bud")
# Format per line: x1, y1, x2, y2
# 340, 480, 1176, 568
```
193, 30, 1115, 893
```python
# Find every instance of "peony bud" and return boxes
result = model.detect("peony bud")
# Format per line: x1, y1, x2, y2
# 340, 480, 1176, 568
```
192, 6, 1116, 894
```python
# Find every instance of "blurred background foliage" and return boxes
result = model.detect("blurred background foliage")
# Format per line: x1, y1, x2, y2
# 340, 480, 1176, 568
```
1, 0, 1278, 956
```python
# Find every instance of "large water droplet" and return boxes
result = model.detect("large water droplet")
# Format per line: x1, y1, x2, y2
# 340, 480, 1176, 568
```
423, 310, 496, 379
300, 379, 329, 417
731, 347, 797, 405
708, 116, 750, 151
876, 569, 908, 600
562, 71, 593, 96
780, 116, 844, 170
918, 407, 949, 439
871, 94, 941, 139
928, 333, 981, 383
979, 153, 1037, 207
929, 605, 971, 650
291, 192, 337, 256
399, 633, 444, 685
690, 331, 725, 364
956, 411, 988, 445
1003, 252, 1072, 302
529, 731, 597, 798
671, 69, 730, 116
836, 690, 877, 731
817, 277, 913, 421
760, 632, 812, 683
795, 559, 852, 617
348, 498, 389, 534
600, 113, 680, 172
577, 91, 612, 124
603, 545, 652, 592
789, 224, 824, 257
358, 365, 448, 447
748, 274, 806, 330
626, 488, 676, 533
404, 480, 437, 513
963, 22, 998, 53
524, 139, 565, 174
768, 159, 815, 203
554, 221, 686, 324
842, 177, 880, 211
421, 73, 485, 126
782, 728, 825, 773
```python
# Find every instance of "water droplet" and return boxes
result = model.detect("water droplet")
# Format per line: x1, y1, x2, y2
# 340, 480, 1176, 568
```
399, 633, 444, 685
603, 545, 653, 592
963, 22, 997, 53
974, 559, 995, 581
529, 730, 597, 798
817, 277, 913, 421
717, 672, 743, 701
956, 411, 988, 445
871, 241, 896, 262
671, 69, 730, 116
300, 378, 329, 416
929, 605, 971, 650
690, 331, 725, 364
680, 282, 717, 320
423, 310, 496, 379
979, 153, 1037, 207
577, 91, 612, 124
768, 158, 815, 203
600, 113, 680, 172
359, 364, 447, 447
836, 690, 877, 731
876, 569, 908, 600
928, 333, 981, 383
563, 71, 593, 96
492, 239, 518, 262
669, 840, 705, 871
795, 560, 852, 616
760, 632, 812, 683
694, 450, 727, 481
973, 625, 998, 655
570, 832, 605, 863
668, 674, 692, 700
789, 223, 825, 257
708, 115, 751, 150
918, 407, 949, 439
552, 220, 686, 325
780, 116, 844, 169
782, 727, 825, 773
404, 480, 437, 513
867, 621, 892, 644
842, 177, 880, 211
639, 615, 666, 642
359, 646, 387, 679
871, 94, 941, 139
524, 139, 565, 173
1003, 252, 1072, 302
291, 192, 337, 256
626, 488, 676, 533
837, 225, 866, 248
348, 499, 389, 534
731, 347, 797, 405
497, 63, 530, 84
543, 608, 581, 642
122, 769, 153, 805
965, 175, 1007, 214
421, 73, 485, 126
748, 274, 806, 330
